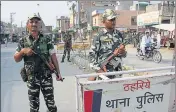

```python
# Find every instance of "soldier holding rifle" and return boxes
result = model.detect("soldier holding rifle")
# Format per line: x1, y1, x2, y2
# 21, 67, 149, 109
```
88, 9, 127, 81
14, 14, 63, 112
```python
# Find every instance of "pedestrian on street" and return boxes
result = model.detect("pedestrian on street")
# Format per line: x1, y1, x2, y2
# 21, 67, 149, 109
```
156, 31, 161, 49
4, 38, 7, 47
88, 9, 127, 81
13, 14, 63, 112
140, 30, 152, 57
61, 31, 72, 63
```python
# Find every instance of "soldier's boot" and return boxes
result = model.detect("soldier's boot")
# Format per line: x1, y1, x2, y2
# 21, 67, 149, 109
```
61, 56, 65, 63
67, 58, 71, 62
67, 56, 71, 62
46, 109, 57, 112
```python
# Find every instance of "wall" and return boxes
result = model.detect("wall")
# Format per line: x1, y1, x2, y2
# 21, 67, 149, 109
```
146, 3, 161, 12
57, 17, 70, 31
46, 26, 52, 33
115, 10, 142, 29
92, 10, 144, 30
92, 14, 104, 27
79, 1, 115, 27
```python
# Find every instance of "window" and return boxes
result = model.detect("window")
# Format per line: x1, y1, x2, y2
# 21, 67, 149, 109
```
131, 16, 137, 25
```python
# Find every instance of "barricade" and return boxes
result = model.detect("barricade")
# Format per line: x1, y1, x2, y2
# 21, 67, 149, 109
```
75, 66, 175, 112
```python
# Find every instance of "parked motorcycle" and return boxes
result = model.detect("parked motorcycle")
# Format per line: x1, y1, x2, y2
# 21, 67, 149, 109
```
136, 43, 162, 63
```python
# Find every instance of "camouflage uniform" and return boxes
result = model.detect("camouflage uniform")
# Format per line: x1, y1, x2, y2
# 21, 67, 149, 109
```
89, 9, 126, 78
61, 32, 72, 62
16, 33, 57, 112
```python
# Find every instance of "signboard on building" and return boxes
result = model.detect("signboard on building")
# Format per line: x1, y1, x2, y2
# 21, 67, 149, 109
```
137, 11, 160, 26
92, 1, 116, 7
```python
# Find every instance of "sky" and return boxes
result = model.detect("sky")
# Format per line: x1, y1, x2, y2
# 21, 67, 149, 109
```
1, 1, 161, 28
1, 1, 71, 27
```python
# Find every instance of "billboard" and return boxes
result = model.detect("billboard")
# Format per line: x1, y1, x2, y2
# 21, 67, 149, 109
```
137, 11, 160, 26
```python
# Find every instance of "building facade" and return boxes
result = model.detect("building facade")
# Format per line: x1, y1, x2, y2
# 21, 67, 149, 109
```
137, 1, 175, 27
46, 26, 53, 33
130, 2, 150, 11
92, 10, 144, 31
57, 16, 70, 32
78, 1, 116, 28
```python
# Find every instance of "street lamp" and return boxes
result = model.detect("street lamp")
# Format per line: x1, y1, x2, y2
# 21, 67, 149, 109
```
20, 20, 26, 36
137, 2, 139, 34
37, 3, 40, 14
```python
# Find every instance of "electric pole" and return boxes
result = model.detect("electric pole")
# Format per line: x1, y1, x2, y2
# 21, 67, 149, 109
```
137, 2, 139, 34
77, 1, 80, 29
10, 12, 16, 41
21, 21, 23, 36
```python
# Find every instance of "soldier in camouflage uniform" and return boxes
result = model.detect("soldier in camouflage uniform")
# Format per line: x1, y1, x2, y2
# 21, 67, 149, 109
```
89, 9, 127, 80
14, 14, 63, 112
61, 31, 72, 63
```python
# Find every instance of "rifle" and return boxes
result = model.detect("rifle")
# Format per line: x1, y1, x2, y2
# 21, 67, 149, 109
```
31, 40, 65, 82
99, 39, 130, 72
88, 38, 130, 81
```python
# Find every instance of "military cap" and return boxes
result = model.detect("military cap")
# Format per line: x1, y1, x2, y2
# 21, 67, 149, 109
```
28, 13, 41, 21
102, 9, 117, 20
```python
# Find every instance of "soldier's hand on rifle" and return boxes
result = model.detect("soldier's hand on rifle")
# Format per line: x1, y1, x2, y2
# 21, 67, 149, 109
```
49, 62, 55, 71
56, 73, 63, 81
21, 48, 34, 56
118, 48, 126, 55
97, 69, 105, 73
113, 44, 126, 56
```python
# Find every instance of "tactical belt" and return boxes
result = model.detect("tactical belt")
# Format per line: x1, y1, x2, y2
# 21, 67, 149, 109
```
24, 61, 48, 73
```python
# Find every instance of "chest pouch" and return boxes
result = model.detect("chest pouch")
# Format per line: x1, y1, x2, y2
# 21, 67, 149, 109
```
38, 38, 48, 54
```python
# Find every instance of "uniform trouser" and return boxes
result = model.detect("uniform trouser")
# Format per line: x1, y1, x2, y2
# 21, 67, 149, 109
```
27, 70, 57, 112
140, 45, 146, 55
62, 48, 71, 61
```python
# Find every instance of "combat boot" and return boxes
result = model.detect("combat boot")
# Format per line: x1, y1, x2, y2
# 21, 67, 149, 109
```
67, 56, 71, 62
67, 59, 71, 62
61, 56, 65, 63
61, 58, 64, 63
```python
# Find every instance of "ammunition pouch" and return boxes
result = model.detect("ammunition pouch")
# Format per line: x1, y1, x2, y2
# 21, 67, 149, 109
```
24, 61, 35, 75
20, 67, 27, 82
109, 58, 120, 69
24, 61, 35, 83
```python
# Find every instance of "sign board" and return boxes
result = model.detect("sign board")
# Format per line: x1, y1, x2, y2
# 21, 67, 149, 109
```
137, 11, 160, 26
168, 81, 175, 112
92, 1, 116, 7
78, 73, 175, 112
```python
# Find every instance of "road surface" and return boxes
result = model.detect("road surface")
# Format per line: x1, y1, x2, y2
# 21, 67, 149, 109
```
1, 43, 84, 112
1, 43, 174, 112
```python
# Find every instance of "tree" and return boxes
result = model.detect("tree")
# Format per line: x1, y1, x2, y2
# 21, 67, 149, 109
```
52, 27, 58, 33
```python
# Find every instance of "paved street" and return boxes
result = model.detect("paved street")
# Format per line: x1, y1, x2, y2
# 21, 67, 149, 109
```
1, 43, 84, 112
1, 43, 175, 112
124, 45, 174, 69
